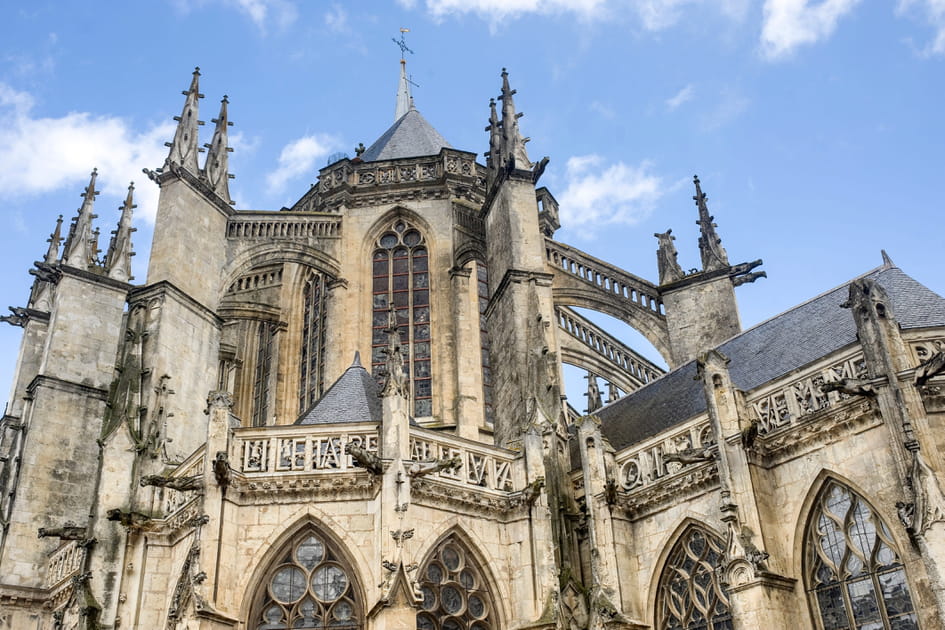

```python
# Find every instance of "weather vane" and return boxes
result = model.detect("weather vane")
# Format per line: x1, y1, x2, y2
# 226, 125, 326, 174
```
392, 27, 413, 60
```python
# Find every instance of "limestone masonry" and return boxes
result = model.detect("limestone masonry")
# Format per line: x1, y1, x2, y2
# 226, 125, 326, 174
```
1, 63, 944, 630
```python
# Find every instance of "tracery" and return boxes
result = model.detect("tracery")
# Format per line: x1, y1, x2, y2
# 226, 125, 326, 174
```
656, 525, 732, 630
251, 529, 362, 629
417, 536, 496, 630
806, 480, 919, 629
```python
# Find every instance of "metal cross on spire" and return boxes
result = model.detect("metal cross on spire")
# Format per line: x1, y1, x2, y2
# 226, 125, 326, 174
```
392, 27, 413, 61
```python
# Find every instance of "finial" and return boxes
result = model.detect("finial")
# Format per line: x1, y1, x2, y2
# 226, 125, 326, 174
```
693, 174, 729, 272
105, 182, 137, 282
493, 68, 533, 172
351, 351, 362, 368
62, 169, 100, 269
654, 229, 685, 285
164, 66, 205, 173
393, 31, 414, 121
203, 94, 234, 204
44, 215, 64, 264
881, 250, 895, 268
585, 372, 603, 414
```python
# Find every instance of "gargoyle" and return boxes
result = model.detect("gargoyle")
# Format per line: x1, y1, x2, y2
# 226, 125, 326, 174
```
915, 351, 945, 387
345, 442, 382, 475
106, 508, 153, 530
740, 418, 760, 451
519, 476, 545, 507
733, 271, 767, 287
664, 446, 715, 466
213, 451, 230, 495
0, 306, 29, 328
821, 378, 876, 398
38, 522, 87, 540
407, 456, 462, 478
140, 474, 203, 492
29, 261, 62, 285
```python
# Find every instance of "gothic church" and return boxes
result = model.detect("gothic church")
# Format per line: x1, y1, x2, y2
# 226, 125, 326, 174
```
1, 61, 944, 630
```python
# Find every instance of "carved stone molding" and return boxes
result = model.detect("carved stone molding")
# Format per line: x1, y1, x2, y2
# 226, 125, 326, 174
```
615, 462, 720, 520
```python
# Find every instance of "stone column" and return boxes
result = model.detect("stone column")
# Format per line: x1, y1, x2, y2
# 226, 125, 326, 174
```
450, 266, 483, 440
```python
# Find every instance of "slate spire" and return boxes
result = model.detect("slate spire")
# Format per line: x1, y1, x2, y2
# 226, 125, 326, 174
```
693, 175, 729, 272
105, 182, 137, 282
62, 169, 99, 269
497, 68, 532, 170
44, 215, 64, 265
203, 95, 234, 204
395, 59, 412, 121
164, 67, 204, 173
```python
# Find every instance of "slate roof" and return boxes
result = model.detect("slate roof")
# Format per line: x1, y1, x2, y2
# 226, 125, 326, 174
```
596, 266, 945, 451
296, 353, 382, 425
360, 107, 452, 163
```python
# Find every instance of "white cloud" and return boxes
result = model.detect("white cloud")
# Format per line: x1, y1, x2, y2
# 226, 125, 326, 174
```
0, 82, 174, 224
589, 100, 616, 119
666, 84, 694, 110
700, 88, 749, 130
407, 0, 608, 22
325, 4, 349, 33
170, 0, 297, 32
558, 155, 666, 237
760, 0, 862, 59
897, 0, 945, 55
265, 134, 339, 194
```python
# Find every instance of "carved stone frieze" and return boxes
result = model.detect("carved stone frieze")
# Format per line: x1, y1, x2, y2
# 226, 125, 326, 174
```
229, 471, 380, 505
410, 478, 522, 520
615, 462, 720, 520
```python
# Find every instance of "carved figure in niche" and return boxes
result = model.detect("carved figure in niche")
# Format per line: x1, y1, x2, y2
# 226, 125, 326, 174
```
247, 442, 263, 468
345, 441, 382, 474
654, 229, 685, 284
380, 305, 408, 397
139, 474, 203, 492
896, 501, 916, 534
407, 456, 462, 478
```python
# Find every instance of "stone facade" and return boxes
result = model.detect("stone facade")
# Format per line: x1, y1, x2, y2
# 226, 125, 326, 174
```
1, 65, 944, 630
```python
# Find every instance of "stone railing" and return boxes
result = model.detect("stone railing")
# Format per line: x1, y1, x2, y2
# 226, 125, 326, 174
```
226, 267, 283, 294
233, 423, 379, 474
227, 214, 341, 240
409, 429, 517, 493
45, 540, 86, 589
615, 419, 714, 492
556, 306, 664, 385
746, 352, 868, 435
545, 239, 664, 316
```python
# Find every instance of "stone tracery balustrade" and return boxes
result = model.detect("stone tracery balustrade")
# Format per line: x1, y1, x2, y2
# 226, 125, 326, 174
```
614, 419, 715, 493
409, 428, 517, 493
545, 239, 665, 316
161, 450, 205, 517
233, 423, 379, 475
226, 214, 342, 240
45, 540, 86, 589
746, 352, 869, 435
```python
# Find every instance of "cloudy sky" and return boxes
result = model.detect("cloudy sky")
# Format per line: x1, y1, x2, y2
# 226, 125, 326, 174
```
0, 1, 943, 404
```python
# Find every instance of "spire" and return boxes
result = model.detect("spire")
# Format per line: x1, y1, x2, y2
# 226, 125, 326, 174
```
62, 169, 99, 269
44, 215, 64, 265
497, 68, 532, 171
203, 95, 234, 204
395, 59, 411, 121
693, 175, 729, 272
164, 67, 204, 173
105, 182, 137, 282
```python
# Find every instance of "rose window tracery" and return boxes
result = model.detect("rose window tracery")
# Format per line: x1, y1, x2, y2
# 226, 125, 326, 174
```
252, 532, 361, 629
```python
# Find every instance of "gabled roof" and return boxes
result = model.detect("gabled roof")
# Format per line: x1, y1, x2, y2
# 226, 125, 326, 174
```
296, 353, 382, 425
596, 266, 945, 451
360, 107, 452, 163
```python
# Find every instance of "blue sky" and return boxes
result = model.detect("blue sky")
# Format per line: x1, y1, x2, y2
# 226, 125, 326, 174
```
0, 0, 943, 407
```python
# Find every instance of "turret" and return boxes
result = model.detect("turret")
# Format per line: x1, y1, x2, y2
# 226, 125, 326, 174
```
203, 95, 234, 204
104, 182, 137, 282
163, 67, 204, 174
61, 168, 99, 269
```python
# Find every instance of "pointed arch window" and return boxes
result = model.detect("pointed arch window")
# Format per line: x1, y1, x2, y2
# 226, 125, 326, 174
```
250, 529, 362, 629
252, 321, 275, 427
371, 219, 432, 417
656, 526, 732, 630
299, 273, 327, 413
417, 536, 496, 630
805, 481, 919, 630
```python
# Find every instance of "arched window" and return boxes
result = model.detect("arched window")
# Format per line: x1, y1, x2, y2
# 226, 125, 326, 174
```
371, 219, 432, 417
252, 321, 275, 427
417, 535, 496, 630
299, 273, 327, 413
805, 480, 919, 629
250, 529, 362, 629
656, 526, 732, 630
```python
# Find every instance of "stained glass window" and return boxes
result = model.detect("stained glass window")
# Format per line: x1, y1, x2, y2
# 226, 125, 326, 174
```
252, 321, 275, 427
371, 220, 433, 417
251, 531, 361, 630
417, 536, 495, 630
656, 526, 732, 630
299, 273, 327, 413
806, 481, 919, 630
476, 262, 493, 426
